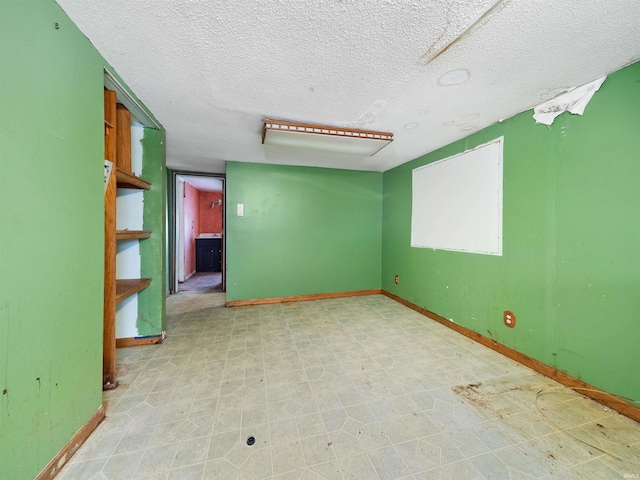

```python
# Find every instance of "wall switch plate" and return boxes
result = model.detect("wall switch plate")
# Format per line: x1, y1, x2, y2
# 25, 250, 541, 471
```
237, 203, 244, 217
504, 310, 516, 328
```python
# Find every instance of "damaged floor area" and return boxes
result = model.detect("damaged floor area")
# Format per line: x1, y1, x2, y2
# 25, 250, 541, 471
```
58, 293, 640, 479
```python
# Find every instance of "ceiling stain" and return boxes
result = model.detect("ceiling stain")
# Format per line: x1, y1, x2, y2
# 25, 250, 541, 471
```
443, 113, 481, 132
534, 86, 571, 101
438, 69, 471, 86
419, 22, 452, 66
356, 101, 387, 127
420, 0, 511, 65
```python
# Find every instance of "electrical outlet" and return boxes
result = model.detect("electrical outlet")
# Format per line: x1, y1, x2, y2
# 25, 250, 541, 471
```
394, 275, 400, 284
504, 310, 516, 328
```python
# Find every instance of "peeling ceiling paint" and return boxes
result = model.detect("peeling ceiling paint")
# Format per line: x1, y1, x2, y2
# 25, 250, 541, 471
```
55, 0, 640, 173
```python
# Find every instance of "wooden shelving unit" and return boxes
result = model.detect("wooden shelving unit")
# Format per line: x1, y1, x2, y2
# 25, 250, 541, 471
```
104, 120, 114, 136
116, 278, 152, 303
116, 168, 151, 190
103, 88, 153, 390
116, 230, 152, 240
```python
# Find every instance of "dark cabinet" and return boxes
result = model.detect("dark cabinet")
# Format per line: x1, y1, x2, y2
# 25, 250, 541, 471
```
196, 238, 222, 272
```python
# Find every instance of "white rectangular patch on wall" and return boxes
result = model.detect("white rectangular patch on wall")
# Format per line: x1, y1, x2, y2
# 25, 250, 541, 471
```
411, 137, 503, 255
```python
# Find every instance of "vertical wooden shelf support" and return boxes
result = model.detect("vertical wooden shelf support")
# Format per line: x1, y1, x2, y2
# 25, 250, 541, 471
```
103, 89, 118, 390
103, 89, 155, 389
116, 104, 132, 172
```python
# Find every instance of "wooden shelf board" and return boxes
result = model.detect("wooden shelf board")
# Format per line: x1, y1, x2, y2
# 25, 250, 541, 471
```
116, 230, 152, 240
115, 278, 152, 304
116, 167, 151, 190
116, 335, 163, 348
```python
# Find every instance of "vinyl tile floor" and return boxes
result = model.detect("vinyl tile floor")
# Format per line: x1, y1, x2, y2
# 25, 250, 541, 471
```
58, 293, 640, 479
179, 272, 222, 292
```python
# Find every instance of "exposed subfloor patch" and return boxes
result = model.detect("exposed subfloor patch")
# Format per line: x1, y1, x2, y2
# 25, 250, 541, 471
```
58, 292, 640, 479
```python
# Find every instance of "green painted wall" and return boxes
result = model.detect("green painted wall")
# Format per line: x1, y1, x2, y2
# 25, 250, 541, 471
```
382, 61, 640, 405
0, 2, 104, 478
139, 128, 167, 335
0, 1, 166, 478
226, 162, 382, 301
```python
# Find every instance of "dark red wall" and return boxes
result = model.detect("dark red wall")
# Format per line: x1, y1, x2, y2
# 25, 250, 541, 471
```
199, 191, 223, 233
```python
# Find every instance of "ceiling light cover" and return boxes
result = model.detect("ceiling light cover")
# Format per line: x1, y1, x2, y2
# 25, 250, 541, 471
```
262, 120, 393, 156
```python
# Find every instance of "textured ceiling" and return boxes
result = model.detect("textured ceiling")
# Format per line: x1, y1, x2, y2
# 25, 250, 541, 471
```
56, 0, 640, 173
179, 175, 223, 192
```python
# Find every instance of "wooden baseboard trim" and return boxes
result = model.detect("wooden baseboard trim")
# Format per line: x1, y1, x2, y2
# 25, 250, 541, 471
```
36, 405, 105, 480
382, 290, 640, 423
226, 289, 382, 307
116, 335, 163, 348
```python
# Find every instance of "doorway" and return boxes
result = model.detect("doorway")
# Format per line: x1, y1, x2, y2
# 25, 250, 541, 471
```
171, 172, 225, 294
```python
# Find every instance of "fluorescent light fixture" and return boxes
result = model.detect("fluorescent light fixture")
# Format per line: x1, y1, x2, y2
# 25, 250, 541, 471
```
262, 119, 393, 156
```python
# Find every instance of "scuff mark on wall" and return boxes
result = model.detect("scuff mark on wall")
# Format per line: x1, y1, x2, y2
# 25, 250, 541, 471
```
1, 303, 9, 417
533, 76, 606, 125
